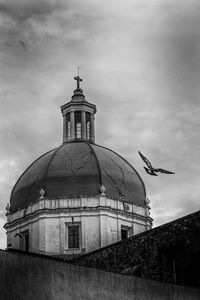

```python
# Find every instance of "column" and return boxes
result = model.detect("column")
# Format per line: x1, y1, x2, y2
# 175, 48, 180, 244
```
63, 114, 67, 142
70, 111, 75, 140
81, 111, 86, 139
90, 114, 95, 142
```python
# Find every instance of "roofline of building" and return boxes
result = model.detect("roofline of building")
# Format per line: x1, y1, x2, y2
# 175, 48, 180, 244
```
73, 209, 200, 261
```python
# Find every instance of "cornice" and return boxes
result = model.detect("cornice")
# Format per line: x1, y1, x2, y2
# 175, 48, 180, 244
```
5, 196, 150, 228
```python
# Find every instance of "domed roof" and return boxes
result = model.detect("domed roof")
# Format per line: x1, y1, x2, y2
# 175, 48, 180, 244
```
10, 141, 146, 213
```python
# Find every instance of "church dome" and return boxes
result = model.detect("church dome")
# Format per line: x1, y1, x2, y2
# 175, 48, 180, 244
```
10, 141, 146, 213
10, 76, 147, 214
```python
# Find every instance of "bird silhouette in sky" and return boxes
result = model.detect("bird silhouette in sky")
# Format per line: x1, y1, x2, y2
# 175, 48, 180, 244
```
138, 151, 175, 176
19, 40, 28, 52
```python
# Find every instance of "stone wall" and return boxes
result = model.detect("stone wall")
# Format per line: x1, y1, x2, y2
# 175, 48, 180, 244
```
0, 249, 200, 300
74, 210, 200, 288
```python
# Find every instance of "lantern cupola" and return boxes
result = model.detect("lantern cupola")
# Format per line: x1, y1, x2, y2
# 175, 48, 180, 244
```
61, 75, 96, 143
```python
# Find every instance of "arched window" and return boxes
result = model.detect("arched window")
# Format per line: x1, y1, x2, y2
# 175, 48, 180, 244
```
75, 111, 81, 139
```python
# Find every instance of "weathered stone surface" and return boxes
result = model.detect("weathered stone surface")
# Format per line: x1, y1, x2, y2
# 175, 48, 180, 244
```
73, 210, 200, 288
0, 249, 200, 300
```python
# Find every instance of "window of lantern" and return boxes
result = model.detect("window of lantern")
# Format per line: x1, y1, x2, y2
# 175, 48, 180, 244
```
75, 111, 81, 139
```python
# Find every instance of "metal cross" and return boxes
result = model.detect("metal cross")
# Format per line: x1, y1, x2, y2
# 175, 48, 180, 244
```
74, 67, 82, 89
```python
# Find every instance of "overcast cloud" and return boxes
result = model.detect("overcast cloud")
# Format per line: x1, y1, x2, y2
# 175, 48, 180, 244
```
0, 0, 200, 248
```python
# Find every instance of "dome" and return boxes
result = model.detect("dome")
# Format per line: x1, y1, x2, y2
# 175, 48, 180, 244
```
10, 141, 146, 213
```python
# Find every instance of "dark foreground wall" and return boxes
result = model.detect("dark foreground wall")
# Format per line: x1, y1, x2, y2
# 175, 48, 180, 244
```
0, 249, 200, 300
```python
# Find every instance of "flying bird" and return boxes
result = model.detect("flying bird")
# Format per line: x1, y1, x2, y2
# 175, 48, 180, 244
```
19, 40, 28, 52
138, 151, 175, 176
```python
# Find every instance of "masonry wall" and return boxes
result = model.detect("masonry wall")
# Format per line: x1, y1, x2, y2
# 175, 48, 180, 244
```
74, 210, 200, 288
0, 249, 200, 300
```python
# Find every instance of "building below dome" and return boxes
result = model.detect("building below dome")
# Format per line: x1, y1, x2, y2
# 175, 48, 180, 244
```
4, 75, 152, 256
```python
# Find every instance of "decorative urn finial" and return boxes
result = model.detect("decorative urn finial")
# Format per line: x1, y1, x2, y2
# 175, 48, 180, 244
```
100, 185, 106, 196
6, 203, 10, 216
40, 187, 46, 199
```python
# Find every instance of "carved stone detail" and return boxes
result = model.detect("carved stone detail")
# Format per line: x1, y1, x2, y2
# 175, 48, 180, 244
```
100, 185, 106, 196
40, 188, 46, 199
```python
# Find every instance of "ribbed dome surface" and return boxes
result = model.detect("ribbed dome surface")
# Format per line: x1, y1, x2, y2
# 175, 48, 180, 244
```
10, 141, 146, 213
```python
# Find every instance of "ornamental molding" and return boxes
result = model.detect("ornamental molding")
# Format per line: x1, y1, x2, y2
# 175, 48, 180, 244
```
5, 209, 152, 233
5, 196, 151, 227
61, 102, 96, 115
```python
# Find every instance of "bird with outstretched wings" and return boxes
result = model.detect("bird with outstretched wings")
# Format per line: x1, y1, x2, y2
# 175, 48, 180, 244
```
138, 151, 175, 176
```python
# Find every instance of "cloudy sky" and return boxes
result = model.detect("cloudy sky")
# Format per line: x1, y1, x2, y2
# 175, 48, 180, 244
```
0, 0, 200, 249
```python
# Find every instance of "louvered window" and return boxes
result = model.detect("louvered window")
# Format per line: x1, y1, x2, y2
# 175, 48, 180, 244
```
68, 225, 80, 249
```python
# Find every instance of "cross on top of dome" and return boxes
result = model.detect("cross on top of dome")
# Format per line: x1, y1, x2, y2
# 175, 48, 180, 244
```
74, 67, 83, 94
74, 76, 82, 90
